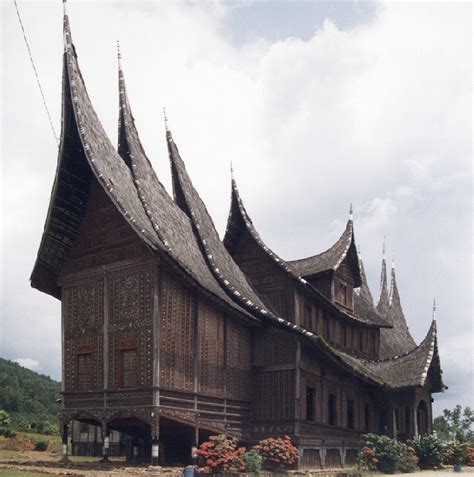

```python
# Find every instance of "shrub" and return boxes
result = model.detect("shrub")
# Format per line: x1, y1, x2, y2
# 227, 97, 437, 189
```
243, 451, 262, 472
252, 436, 298, 469
194, 434, 245, 473
357, 433, 418, 474
466, 447, 474, 466
34, 439, 49, 452
445, 441, 467, 465
410, 434, 445, 469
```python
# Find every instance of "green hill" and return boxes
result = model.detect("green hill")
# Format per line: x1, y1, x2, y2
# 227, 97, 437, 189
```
0, 358, 60, 432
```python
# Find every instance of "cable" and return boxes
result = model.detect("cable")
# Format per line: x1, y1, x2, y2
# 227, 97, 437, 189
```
13, 0, 59, 146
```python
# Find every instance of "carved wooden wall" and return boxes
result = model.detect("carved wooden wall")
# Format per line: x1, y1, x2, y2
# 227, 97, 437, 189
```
159, 271, 195, 391
198, 300, 225, 396
231, 227, 295, 320
226, 318, 252, 401
63, 279, 104, 392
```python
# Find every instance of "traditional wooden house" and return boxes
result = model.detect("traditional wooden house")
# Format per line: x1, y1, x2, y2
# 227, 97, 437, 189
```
31, 9, 444, 469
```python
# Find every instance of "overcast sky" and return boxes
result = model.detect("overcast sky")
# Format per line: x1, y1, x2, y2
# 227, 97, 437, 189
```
1, 1, 472, 416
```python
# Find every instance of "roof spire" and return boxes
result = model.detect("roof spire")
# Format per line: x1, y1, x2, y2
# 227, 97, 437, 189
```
349, 203, 353, 220
432, 298, 436, 321
230, 161, 234, 179
163, 107, 169, 132
117, 40, 122, 69
63, 0, 67, 16
383, 235, 386, 259
391, 257, 395, 270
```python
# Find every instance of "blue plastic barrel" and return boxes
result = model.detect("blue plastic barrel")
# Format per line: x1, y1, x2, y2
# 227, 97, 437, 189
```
184, 465, 195, 477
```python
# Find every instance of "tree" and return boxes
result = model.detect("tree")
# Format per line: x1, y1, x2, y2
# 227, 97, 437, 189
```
433, 405, 473, 443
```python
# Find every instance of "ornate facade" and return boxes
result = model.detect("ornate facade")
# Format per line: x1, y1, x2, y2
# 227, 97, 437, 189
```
31, 9, 444, 469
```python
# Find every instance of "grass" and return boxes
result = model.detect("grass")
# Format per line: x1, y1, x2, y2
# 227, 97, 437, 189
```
0, 470, 52, 477
0, 449, 23, 459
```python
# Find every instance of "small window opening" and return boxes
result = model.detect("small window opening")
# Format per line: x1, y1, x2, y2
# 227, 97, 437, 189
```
328, 393, 337, 426
347, 399, 355, 429
306, 387, 316, 421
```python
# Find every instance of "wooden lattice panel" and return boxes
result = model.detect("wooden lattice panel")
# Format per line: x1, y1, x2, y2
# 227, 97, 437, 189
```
198, 300, 225, 396
109, 269, 152, 328
254, 328, 295, 366
254, 369, 294, 421
63, 280, 104, 334
109, 329, 152, 388
226, 318, 252, 401
64, 335, 103, 391
159, 272, 194, 390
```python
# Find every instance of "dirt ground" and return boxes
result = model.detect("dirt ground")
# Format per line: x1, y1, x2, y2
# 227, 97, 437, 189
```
0, 452, 473, 477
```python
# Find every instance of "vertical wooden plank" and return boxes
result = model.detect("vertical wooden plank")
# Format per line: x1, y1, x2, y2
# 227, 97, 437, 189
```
294, 290, 301, 436
103, 268, 108, 409
153, 265, 161, 407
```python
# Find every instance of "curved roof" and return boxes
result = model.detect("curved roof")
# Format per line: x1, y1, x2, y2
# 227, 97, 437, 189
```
116, 58, 254, 319
289, 220, 361, 287
339, 317, 443, 391
224, 176, 382, 327
379, 265, 417, 358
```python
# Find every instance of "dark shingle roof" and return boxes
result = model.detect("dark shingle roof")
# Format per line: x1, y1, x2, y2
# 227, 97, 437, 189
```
289, 221, 361, 287
354, 258, 391, 328
116, 61, 252, 319
224, 177, 382, 327
379, 266, 417, 358
337, 318, 443, 391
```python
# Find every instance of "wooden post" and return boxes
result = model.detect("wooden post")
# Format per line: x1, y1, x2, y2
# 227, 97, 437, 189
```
151, 415, 160, 466
61, 422, 69, 462
101, 422, 110, 462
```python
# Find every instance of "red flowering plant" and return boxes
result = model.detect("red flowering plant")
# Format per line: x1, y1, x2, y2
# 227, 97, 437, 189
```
193, 434, 245, 473
252, 436, 298, 469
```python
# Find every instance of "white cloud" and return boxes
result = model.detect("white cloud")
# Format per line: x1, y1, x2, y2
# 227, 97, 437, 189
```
14, 358, 40, 372
1, 1, 471, 411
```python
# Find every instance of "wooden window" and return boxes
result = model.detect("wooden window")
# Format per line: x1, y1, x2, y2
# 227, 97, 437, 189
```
306, 387, 316, 421
342, 324, 347, 347
304, 303, 311, 330
323, 317, 330, 340
340, 283, 348, 306
121, 348, 139, 388
76, 353, 93, 391
364, 403, 370, 432
347, 399, 355, 429
370, 332, 376, 355
328, 393, 337, 426
405, 406, 411, 433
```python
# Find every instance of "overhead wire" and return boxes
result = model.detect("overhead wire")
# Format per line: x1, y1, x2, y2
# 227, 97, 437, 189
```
13, 0, 59, 146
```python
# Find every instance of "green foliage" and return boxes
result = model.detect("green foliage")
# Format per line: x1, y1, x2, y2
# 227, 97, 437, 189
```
411, 434, 445, 469
434, 405, 473, 444
0, 358, 60, 434
251, 436, 298, 469
444, 440, 468, 465
357, 433, 419, 474
243, 451, 263, 472
0, 409, 15, 438
34, 439, 49, 452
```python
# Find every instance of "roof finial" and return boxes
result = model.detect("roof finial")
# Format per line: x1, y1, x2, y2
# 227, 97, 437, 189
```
163, 107, 169, 132
391, 257, 395, 270
432, 298, 436, 321
349, 203, 353, 220
63, 0, 67, 16
230, 161, 234, 179
382, 235, 386, 259
117, 40, 122, 68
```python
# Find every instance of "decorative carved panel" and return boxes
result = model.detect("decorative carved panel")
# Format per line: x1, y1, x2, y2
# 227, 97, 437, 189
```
226, 319, 252, 401
198, 301, 224, 396
159, 272, 194, 390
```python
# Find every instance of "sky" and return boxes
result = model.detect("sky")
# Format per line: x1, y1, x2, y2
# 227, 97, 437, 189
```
1, 1, 472, 417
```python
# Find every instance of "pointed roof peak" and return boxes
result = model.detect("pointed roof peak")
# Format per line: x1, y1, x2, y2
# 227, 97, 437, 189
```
230, 161, 234, 180
349, 203, 353, 221
391, 257, 395, 270
117, 40, 122, 69
432, 298, 436, 321
382, 235, 386, 259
